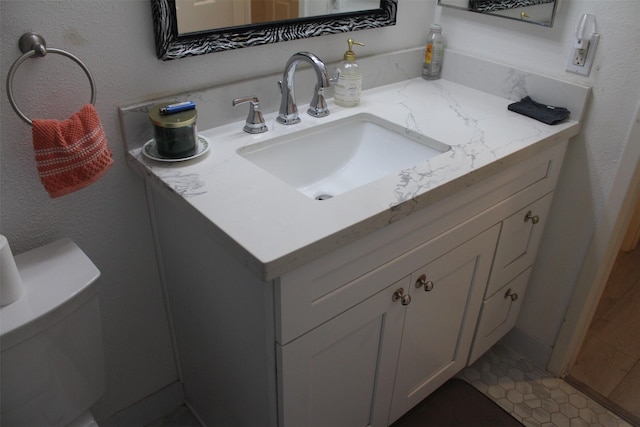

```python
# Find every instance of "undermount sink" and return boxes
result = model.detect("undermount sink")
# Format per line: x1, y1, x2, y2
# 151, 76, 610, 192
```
237, 113, 451, 200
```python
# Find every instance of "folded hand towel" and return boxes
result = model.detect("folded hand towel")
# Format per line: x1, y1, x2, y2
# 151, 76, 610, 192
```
507, 96, 570, 125
32, 104, 113, 198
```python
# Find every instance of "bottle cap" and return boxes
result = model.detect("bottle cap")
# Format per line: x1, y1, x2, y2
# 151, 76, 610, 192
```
344, 38, 365, 62
430, 24, 442, 32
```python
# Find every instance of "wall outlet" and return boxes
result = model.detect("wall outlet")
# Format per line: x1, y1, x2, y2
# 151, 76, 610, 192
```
572, 48, 588, 66
566, 33, 600, 76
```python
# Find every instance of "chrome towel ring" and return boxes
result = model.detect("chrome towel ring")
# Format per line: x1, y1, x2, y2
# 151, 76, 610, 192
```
6, 32, 97, 126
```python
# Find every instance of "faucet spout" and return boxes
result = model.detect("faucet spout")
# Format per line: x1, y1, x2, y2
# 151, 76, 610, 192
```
277, 52, 331, 125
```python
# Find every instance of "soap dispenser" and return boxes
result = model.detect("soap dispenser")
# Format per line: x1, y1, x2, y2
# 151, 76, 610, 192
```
334, 38, 365, 107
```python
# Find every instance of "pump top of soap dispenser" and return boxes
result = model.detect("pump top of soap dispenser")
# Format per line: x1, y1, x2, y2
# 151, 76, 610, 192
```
343, 38, 365, 61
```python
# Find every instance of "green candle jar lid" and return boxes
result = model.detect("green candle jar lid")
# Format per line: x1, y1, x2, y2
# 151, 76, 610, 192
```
148, 104, 197, 128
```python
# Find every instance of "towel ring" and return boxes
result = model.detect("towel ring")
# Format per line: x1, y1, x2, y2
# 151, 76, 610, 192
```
6, 33, 97, 126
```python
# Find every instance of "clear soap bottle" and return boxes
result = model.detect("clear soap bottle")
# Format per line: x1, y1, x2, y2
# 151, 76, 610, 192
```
422, 24, 444, 80
334, 38, 365, 107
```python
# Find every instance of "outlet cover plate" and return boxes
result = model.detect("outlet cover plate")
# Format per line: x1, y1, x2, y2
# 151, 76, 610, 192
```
566, 33, 600, 76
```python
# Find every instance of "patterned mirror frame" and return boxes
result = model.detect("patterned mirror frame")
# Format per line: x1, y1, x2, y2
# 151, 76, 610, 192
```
152, 0, 398, 61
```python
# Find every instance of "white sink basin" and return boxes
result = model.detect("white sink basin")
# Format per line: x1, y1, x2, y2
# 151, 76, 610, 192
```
238, 113, 451, 200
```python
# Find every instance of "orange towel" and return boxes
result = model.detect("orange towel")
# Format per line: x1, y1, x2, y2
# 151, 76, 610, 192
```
32, 104, 113, 198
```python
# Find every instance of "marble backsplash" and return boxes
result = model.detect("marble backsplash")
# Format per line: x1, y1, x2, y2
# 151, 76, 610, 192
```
441, 50, 591, 123
119, 48, 590, 154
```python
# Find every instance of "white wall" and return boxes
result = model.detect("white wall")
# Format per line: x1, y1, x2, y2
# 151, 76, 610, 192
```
439, 0, 640, 361
0, 0, 434, 420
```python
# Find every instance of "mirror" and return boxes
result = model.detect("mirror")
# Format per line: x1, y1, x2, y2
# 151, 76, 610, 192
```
175, 0, 382, 34
151, 0, 398, 60
439, 0, 557, 27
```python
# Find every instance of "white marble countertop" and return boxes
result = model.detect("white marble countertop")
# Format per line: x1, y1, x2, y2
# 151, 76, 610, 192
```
129, 77, 580, 281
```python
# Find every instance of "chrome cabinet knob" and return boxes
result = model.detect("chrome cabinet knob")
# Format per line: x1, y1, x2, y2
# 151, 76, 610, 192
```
415, 274, 434, 292
504, 288, 518, 301
392, 287, 412, 305
524, 210, 540, 224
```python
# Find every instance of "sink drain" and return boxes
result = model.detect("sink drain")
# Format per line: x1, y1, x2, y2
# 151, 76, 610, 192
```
314, 193, 333, 201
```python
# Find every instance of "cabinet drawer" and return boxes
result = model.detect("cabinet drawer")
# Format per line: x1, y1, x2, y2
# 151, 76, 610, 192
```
486, 192, 553, 298
275, 214, 503, 344
468, 268, 531, 365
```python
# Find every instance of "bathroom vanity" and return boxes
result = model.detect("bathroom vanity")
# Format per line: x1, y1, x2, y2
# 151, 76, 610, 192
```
122, 50, 589, 427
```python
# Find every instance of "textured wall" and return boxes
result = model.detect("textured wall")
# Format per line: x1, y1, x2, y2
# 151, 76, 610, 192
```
0, 0, 433, 420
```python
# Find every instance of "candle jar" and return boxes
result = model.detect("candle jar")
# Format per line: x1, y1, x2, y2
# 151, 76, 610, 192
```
148, 104, 198, 158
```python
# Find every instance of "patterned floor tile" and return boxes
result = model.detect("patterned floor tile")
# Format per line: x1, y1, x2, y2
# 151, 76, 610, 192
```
459, 343, 633, 427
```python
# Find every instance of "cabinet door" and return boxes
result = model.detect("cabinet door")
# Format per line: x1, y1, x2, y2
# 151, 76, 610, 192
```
468, 268, 531, 365
486, 192, 553, 297
277, 277, 410, 427
388, 226, 499, 424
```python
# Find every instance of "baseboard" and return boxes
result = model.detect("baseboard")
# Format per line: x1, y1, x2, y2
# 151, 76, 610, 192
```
99, 381, 185, 427
501, 327, 553, 372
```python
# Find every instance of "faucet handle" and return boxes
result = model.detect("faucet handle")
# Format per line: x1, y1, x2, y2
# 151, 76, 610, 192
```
232, 96, 268, 134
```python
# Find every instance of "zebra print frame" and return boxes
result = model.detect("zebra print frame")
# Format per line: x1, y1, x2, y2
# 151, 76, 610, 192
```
152, 0, 398, 61
470, 0, 554, 13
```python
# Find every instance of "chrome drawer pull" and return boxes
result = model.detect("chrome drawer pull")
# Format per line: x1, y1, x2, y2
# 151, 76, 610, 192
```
504, 288, 518, 301
415, 274, 434, 292
392, 287, 412, 305
524, 210, 540, 224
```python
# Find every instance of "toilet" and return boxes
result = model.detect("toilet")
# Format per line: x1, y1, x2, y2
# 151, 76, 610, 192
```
1, 238, 106, 427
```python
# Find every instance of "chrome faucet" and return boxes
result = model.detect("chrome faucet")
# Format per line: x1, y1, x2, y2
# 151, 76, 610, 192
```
277, 52, 331, 125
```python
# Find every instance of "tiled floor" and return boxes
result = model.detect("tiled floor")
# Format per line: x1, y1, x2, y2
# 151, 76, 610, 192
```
149, 341, 632, 427
567, 248, 640, 425
459, 343, 633, 427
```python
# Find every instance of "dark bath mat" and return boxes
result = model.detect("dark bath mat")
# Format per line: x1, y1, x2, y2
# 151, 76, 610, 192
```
391, 378, 523, 427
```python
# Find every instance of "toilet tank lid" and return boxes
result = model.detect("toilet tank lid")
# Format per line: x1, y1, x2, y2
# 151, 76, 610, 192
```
1, 238, 101, 350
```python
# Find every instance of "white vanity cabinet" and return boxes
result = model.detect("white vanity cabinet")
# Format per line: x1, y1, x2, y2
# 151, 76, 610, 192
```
278, 222, 500, 427
146, 140, 568, 427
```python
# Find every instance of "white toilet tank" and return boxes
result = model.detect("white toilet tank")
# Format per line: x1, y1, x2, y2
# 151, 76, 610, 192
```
1, 238, 105, 427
